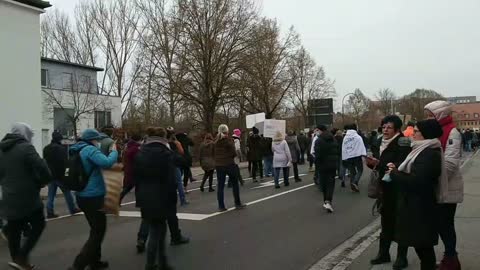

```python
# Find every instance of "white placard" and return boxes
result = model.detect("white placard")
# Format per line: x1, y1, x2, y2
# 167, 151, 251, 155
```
246, 113, 266, 128
263, 119, 286, 138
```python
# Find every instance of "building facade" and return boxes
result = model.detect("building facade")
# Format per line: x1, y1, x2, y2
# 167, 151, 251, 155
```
40, 58, 122, 148
447, 96, 477, 104
452, 102, 480, 131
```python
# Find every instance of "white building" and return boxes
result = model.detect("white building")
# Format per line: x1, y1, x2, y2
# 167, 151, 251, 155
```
0, 0, 51, 152
40, 57, 122, 148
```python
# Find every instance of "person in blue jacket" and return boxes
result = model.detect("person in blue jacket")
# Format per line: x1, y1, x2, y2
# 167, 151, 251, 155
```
68, 129, 118, 270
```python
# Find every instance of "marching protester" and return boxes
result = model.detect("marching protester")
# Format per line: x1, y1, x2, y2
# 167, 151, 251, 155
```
341, 124, 367, 192
310, 127, 321, 180
214, 124, 246, 211
425, 101, 464, 270
0, 123, 52, 270
175, 131, 197, 188
99, 126, 115, 156
307, 130, 315, 172
232, 129, 245, 186
199, 133, 216, 192
166, 132, 188, 205
285, 130, 302, 182
297, 131, 309, 165
386, 119, 444, 270
119, 132, 143, 203
272, 131, 292, 188
463, 128, 473, 152
314, 125, 339, 213
133, 127, 176, 270
333, 129, 345, 183
368, 116, 411, 269
247, 127, 264, 182
68, 129, 118, 270
403, 121, 415, 138
43, 130, 79, 218
262, 135, 274, 178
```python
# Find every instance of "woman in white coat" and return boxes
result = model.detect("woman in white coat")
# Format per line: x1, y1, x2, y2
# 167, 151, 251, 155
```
272, 131, 292, 189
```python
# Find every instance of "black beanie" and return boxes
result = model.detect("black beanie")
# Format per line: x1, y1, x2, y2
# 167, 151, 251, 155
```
252, 127, 259, 135
52, 130, 63, 143
416, 119, 443, 139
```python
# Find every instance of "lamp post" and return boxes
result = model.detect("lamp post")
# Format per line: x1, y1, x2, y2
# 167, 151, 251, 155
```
341, 92, 355, 127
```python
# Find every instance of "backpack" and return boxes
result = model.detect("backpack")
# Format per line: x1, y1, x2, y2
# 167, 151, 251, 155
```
60, 145, 92, 191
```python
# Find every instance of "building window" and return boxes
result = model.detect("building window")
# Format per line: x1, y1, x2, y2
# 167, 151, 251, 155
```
62, 73, 73, 89
474, 113, 479, 118
54, 108, 75, 138
95, 111, 112, 129
465, 114, 470, 119
41, 69, 48, 87
81, 75, 91, 92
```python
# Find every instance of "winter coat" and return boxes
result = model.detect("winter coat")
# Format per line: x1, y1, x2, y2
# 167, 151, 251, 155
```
134, 142, 177, 220
122, 140, 141, 188
70, 141, 118, 198
285, 135, 301, 163
272, 140, 292, 168
176, 133, 194, 167
0, 133, 52, 219
199, 141, 215, 171
390, 147, 441, 248
247, 134, 263, 161
314, 132, 339, 173
43, 141, 68, 180
100, 136, 114, 156
376, 134, 411, 241
297, 134, 309, 151
214, 137, 236, 167
261, 137, 274, 158
438, 127, 464, 203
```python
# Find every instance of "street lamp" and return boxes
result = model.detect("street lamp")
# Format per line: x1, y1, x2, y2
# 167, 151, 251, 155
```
341, 92, 355, 127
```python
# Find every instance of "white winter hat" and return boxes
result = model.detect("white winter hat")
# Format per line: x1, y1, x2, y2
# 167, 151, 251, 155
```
424, 100, 452, 120
218, 124, 229, 134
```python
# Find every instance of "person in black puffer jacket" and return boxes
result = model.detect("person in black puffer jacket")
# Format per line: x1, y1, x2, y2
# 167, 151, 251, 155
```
0, 123, 52, 269
314, 125, 339, 213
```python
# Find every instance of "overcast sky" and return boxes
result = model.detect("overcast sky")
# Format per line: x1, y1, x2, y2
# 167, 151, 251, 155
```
47, 0, 480, 105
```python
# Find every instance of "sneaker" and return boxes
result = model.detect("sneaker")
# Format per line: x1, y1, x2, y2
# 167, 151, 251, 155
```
284, 182, 290, 187
351, 183, 360, 193
200, 186, 205, 192
71, 208, 82, 215
171, 235, 190, 246
218, 207, 228, 212
136, 239, 146, 253
274, 185, 281, 189
324, 202, 334, 213
253, 179, 258, 183
46, 213, 59, 219
295, 178, 302, 182
235, 204, 247, 210
208, 187, 215, 192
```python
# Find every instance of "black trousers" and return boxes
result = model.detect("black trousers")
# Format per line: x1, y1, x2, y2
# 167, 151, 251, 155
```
201, 170, 214, 189
319, 171, 335, 202
182, 167, 193, 187
6, 209, 45, 262
119, 183, 135, 203
438, 203, 458, 257
138, 197, 182, 242
299, 149, 305, 164
415, 247, 436, 270
74, 196, 107, 269
145, 218, 168, 270
251, 160, 263, 180
293, 162, 300, 180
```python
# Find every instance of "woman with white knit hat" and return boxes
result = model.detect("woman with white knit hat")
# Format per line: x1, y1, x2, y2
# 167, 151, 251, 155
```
424, 100, 464, 270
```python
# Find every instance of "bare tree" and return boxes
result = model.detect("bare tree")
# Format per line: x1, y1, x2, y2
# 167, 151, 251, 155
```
239, 18, 299, 119
345, 88, 371, 128
173, 0, 258, 132
375, 88, 396, 116
288, 46, 335, 125
42, 72, 110, 137
398, 88, 444, 120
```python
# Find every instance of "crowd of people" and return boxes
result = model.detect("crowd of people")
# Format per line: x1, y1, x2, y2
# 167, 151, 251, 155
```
0, 99, 469, 270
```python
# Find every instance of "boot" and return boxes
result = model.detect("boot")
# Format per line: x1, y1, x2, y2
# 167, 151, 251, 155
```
438, 255, 461, 270
370, 239, 391, 265
393, 245, 408, 270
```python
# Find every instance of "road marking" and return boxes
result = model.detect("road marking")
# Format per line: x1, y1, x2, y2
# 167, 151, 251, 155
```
118, 211, 211, 221
308, 150, 478, 270
251, 174, 307, 189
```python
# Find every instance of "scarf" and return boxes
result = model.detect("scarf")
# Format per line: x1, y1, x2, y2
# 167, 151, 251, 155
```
380, 133, 400, 156
438, 116, 456, 151
342, 130, 367, 160
145, 136, 170, 149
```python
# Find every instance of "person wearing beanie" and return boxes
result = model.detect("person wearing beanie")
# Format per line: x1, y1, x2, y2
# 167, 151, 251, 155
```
68, 129, 118, 270
247, 127, 264, 182
424, 101, 464, 270
43, 131, 80, 218
0, 123, 53, 269
214, 124, 246, 211
385, 119, 444, 270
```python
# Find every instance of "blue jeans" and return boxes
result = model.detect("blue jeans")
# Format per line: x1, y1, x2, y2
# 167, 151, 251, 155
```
343, 157, 363, 185
47, 181, 77, 214
216, 164, 242, 209
273, 167, 290, 186
263, 156, 273, 176
465, 140, 472, 152
175, 167, 187, 204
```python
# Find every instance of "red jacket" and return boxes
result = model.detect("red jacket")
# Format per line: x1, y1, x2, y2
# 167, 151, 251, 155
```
123, 140, 141, 187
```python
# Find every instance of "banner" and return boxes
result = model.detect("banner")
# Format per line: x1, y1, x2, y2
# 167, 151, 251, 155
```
246, 113, 266, 128
263, 119, 286, 138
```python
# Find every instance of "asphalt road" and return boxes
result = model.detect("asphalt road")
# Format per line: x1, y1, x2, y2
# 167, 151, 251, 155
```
0, 164, 378, 270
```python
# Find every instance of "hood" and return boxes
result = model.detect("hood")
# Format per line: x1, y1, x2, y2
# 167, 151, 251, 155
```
0, 133, 27, 152
11, 122, 34, 143
285, 135, 297, 144
69, 141, 90, 154
145, 136, 169, 147
346, 130, 358, 136
424, 100, 452, 120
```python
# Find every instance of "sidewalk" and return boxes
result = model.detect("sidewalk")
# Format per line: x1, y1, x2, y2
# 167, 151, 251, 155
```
347, 151, 480, 270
